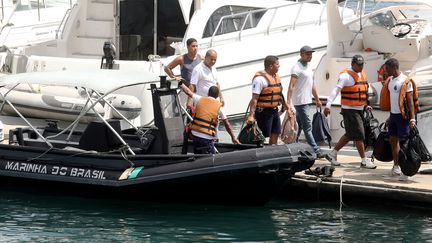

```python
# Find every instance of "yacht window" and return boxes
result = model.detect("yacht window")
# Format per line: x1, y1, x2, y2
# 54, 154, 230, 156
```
367, 11, 396, 29
203, 6, 265, 38
16, 0, 76, 11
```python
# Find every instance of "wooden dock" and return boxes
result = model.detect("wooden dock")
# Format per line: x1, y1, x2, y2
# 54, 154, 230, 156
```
289, 151, 432, 205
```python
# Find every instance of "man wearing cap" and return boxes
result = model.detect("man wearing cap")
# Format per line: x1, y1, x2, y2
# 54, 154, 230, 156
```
324, 54, 376, 169
286, 45, 324, 158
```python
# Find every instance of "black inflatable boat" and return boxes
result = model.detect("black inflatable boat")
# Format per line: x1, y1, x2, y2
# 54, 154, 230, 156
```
0, 70, 315, 205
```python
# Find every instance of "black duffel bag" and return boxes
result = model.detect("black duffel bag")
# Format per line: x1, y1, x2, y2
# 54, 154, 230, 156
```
399, 134, 422, 176
409, 127, 431, 162
363, 110, 380, 149
372, 123, 393, 162
238, 121, 266, 145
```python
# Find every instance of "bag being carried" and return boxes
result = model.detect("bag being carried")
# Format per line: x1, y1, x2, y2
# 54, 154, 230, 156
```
237, 121, 265, 145
312, 108, 332, 148
372, 123, 393, 162
409, 127, 431, 162
281, 108, 298, 144
363, 110, 380, 149
399, 133, 422, 176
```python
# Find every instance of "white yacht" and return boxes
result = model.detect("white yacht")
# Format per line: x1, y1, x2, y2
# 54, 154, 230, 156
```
314, 0, 432, 147
0, 0, 355, 126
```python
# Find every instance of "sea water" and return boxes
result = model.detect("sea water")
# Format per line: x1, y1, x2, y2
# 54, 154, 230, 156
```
0, 191, 431, 242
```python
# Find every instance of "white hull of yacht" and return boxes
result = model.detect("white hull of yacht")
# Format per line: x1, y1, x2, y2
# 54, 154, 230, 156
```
312, 0, 432, 146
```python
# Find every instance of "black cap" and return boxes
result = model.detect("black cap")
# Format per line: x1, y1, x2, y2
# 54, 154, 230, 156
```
300, 45, 315, 53
351, 55, 364, 65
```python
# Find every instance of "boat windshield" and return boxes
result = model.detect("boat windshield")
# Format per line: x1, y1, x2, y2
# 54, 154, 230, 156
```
203, 5, 265, 38
159, 94, 181, 119
367, 11, 396, 28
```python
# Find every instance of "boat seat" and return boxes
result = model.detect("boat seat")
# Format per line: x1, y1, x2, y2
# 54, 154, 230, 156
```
79, 119, 123, 152
363, 25, 420, 61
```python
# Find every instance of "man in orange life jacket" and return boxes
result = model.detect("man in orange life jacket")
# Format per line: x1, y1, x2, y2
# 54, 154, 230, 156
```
247, 55, 288, 145
178, 81, 239, 154
324, 55, 376, 169
381, 58, 417, 181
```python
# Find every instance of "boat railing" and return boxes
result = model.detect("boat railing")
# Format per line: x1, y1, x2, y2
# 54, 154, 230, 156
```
0, 0, 4, 23
55, 5, 75, 40
0, 20, 62, 46
0, 1, 75, 42
0, 83, 53, 148
209, 0, 326, 47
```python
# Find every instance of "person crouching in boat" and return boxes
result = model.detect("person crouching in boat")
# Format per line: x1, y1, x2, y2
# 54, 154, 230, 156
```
178, 81, 240, 154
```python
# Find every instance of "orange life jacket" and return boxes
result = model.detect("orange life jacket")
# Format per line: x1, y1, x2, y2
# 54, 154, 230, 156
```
189, 97, 221, 136
254, 71, 283, 108
340, 69, 369, 106
380, 77, 420, 119
377, 64, 388, 83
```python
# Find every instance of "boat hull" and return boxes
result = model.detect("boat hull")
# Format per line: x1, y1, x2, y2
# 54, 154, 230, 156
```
0, 143, 315, 205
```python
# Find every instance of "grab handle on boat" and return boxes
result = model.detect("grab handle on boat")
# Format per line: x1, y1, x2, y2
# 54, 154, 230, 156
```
298, 150, 315, 162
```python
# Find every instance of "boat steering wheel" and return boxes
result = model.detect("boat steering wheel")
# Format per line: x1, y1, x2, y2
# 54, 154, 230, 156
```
390, 23, 412, 38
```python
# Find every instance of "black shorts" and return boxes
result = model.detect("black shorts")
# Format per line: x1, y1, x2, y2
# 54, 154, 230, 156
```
341, 108, 365, 141
255, 107, 281, 137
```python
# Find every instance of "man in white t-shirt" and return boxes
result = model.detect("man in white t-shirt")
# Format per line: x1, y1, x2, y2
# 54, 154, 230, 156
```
286, 45, 323, 157
190, 49, 225, 106
383, 58, 416, 181
178, 81, 239, 154
324, 55, 376, 169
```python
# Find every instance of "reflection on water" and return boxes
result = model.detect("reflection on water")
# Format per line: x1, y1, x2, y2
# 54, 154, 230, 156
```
0, 191, 432, 242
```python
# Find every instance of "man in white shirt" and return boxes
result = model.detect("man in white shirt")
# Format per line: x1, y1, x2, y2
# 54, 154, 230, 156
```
383, 58, 416, 181
190, 49, 224, 106
286, 45, 323, 158
324, 55, 376, 169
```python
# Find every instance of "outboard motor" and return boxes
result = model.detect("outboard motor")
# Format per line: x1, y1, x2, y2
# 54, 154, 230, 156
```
100, 41, 119, 69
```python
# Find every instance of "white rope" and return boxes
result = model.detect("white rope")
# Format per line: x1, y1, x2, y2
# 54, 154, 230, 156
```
339, 175, 345, 213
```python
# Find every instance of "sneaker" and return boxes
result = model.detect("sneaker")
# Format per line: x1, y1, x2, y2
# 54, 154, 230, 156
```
325, 153, 340, 166
399, 174, 409, 181
361, 158, 377, 169
389, 165, 401, 176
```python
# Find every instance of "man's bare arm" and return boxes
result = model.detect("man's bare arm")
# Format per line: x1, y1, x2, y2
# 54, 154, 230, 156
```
179, 83, 194, 98
164, 56, 183, 79
223, 119, 240, 144
287, 76, 297, 107
247, 94, 260, 123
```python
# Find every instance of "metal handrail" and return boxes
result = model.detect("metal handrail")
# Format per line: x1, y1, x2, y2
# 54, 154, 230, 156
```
238, 11, 251, 41
1, 0, 4, 23
209, 0, 325, 47
55, 7, 72, 39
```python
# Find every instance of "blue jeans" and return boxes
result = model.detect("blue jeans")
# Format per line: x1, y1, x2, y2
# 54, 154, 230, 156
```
295, 104, 320, 152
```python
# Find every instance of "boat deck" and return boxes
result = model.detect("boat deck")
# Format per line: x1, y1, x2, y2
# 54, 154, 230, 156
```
290, 153, 432, 205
